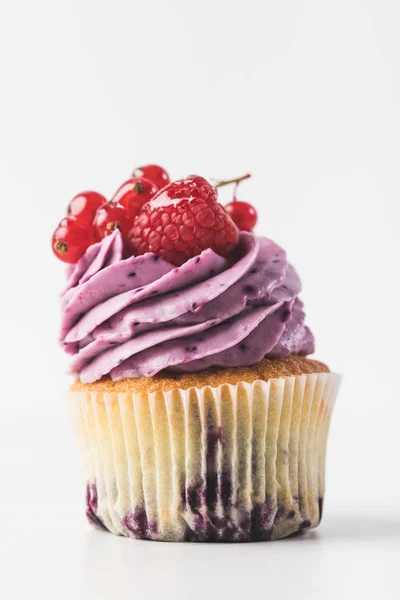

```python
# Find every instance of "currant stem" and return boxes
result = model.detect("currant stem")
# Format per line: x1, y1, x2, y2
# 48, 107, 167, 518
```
215, 173, 251, 189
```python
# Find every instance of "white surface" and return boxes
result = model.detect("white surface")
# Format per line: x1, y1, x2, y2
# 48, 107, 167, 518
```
0, 0, 399, 598
2, 507, 400, 600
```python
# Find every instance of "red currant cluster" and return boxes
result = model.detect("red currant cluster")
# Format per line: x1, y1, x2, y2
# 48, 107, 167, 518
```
52, 165, 169, 263
51, 165, 257, 265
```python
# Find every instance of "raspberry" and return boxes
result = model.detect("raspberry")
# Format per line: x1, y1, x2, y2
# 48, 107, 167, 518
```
130, 176, 239, 265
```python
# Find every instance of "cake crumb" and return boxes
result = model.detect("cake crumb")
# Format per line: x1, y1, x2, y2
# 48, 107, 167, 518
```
70, 356, 329, 394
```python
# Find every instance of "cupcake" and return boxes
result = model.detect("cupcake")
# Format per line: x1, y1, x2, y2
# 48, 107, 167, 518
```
53, 166, 340, 542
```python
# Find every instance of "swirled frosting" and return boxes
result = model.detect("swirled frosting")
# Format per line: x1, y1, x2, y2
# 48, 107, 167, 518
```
60, 230, 314, 383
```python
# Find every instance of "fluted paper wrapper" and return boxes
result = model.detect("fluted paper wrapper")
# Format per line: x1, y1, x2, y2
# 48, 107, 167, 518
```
66, 372, 339, 542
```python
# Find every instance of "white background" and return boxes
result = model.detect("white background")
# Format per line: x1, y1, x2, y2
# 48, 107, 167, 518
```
0, 0, 399, 598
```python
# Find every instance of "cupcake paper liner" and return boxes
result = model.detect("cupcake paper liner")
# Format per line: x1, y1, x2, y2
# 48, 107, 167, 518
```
66, 372, 340, 542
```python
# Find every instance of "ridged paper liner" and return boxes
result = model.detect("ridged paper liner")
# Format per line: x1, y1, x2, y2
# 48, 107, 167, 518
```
66, 372, 339, 542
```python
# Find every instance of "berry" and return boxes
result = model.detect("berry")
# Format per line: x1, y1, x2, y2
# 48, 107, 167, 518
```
224, 201, 257, 232
67, 191, 107, 226
213, 173, 257, 232
132, 164, 170, 190
130, 175, 239, 266
52, 216, 94, 264
112, 177, 158, 219
93, 202, 133, 241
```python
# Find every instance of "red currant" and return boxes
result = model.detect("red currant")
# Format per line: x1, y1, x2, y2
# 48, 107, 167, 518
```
132, 164, 170, 190
111, 177, 158, 219
67, 191, 107, 226
52, 216, 94, 264
224, 201, 257, 232
93, 202, 133, 241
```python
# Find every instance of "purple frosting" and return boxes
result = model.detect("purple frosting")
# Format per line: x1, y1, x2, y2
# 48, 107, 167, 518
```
60, 230, 314, 383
